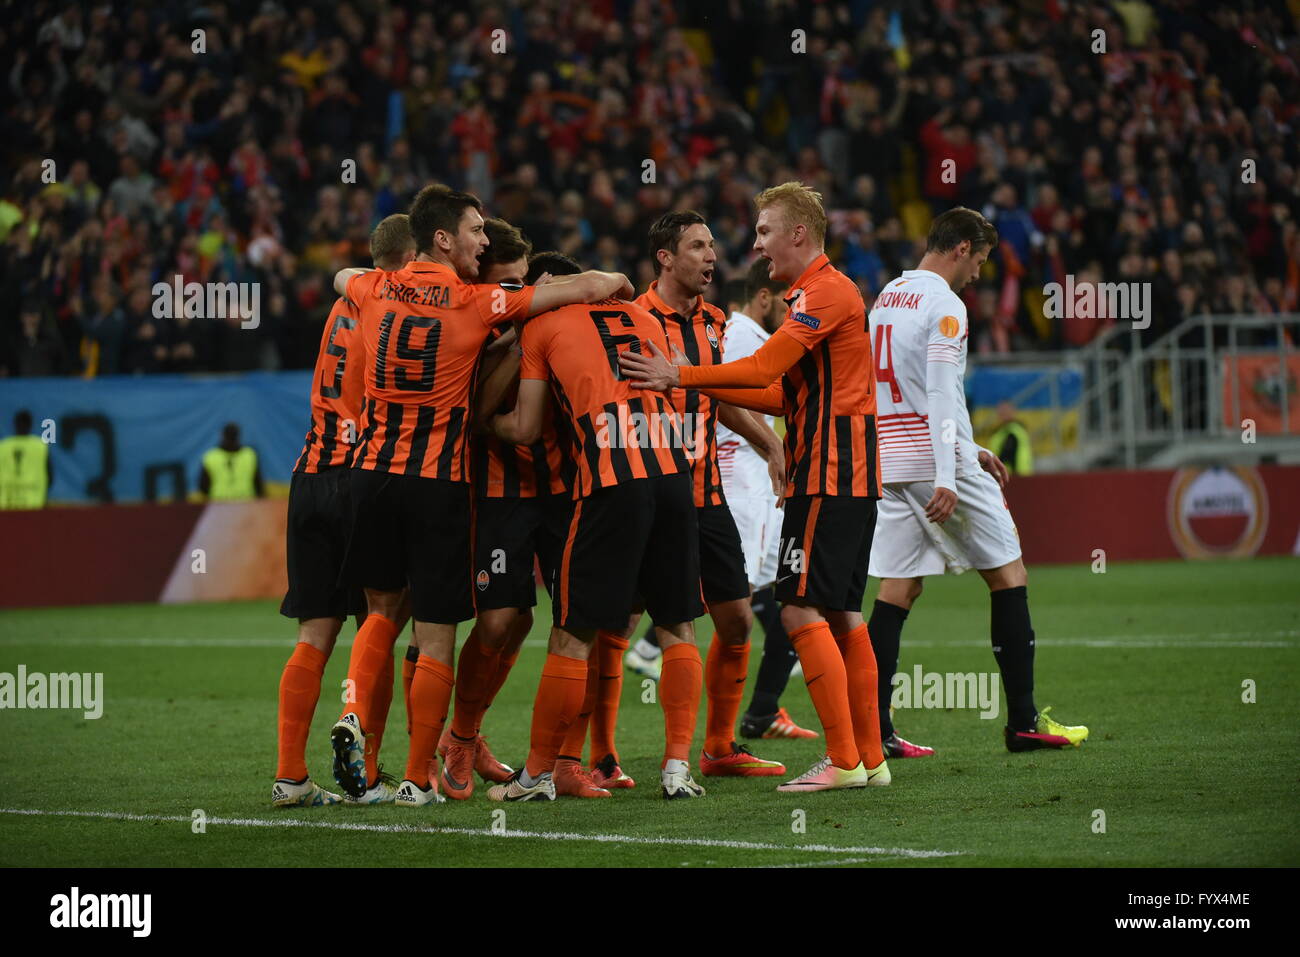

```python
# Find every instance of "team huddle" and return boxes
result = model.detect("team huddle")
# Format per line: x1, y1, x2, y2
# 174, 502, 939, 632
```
272, 181, 1089, 808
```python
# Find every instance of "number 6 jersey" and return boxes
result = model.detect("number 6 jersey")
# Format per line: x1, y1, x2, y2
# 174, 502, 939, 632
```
520, 297, 690, 499
867, 269, 979, 486
346, 261, 535, 482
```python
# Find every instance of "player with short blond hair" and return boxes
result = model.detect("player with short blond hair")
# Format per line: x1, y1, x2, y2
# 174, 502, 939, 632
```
621, 182, 889, 793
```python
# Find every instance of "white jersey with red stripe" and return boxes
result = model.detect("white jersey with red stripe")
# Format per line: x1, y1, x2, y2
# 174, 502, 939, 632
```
868, 269, 979, 485
714, 310, 775, 489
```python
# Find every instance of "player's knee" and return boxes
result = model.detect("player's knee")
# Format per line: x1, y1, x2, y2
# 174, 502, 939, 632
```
477, 609, 516, 649
779, 602, 816, 634
364, 588, 405, 621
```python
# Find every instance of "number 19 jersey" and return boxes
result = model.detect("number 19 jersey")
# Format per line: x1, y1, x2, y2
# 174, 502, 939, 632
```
868, 269, 978, 484
346, 261, 535, 482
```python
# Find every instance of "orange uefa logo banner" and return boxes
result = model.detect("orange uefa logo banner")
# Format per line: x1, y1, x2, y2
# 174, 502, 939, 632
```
1221, 355, 1300, 434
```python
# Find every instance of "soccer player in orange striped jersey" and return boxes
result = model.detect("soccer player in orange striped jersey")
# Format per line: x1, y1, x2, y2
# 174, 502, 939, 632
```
435, 218, 572, 799
487, 251, 707, 801
621, 182, 889, 792
625, 212, 787, 778
328, 185, 634, 807
272, 214, 415, 808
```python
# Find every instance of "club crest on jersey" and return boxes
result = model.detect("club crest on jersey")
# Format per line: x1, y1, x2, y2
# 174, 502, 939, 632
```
476, 570, 490, 591
939, 315, 961, 338
791, 311, 820, 330
498, 281, 524, 291
705, 323, 719, 348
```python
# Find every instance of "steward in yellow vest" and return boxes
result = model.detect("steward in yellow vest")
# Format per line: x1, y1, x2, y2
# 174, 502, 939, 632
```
199, 423, 264, 501
990, 405, 1033, 477
0, 410, 51, 509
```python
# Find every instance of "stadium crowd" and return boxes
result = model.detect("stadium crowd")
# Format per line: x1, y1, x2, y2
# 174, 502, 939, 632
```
1, 0, 1297, 377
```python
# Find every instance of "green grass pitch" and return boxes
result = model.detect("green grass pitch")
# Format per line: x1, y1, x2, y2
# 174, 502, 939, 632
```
1, 557, 1297, 868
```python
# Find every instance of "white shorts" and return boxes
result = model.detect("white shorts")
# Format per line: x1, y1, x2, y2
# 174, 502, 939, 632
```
721, 451, 781, 590
867, 470, 1022, 578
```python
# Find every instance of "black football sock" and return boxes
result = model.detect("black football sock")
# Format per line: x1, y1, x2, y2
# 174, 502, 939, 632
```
745, 587, 798, 718
638, 620, 659, 650
867, 599, 908, 739
990, 585, 1038, 729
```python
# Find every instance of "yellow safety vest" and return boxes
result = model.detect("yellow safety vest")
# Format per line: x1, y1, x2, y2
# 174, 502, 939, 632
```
203, 446, 258, 500
0, 435, 49, 509
989, 421, 1034, 476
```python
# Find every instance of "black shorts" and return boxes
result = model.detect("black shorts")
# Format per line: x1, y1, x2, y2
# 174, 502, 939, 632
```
473, 493, 573, 611
281, 468, 365, 620
775, 494, 877, 612
342, 468, 474, 625
554, 473, 703, 633
698, 503, 751, 604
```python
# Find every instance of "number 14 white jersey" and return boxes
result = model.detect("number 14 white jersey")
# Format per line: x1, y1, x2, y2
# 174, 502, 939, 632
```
868, 269, 979, 485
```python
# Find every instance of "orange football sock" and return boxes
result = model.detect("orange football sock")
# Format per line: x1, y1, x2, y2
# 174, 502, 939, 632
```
451, 627, 501, 740
659, 642, 703, 765
367, 649, 395, 762
401, 644, 418, 735
340, 613, 400, 783
835, 624, 884, 768
524, 653, 588, 778
276, 642, 328, 781
590, 630, 627, 763
557, 652, 599, 761
704, 632, 749, 757
479, 650, 519, 729
788, 621, 859, 770
404, 655, 454, 787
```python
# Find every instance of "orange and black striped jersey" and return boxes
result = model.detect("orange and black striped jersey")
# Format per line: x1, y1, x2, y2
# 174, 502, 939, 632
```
347, 261, 534, 481
472, 329, 571, 497
520, 298, 689, 499
776, 254, 880, 498
635, 282, 726, 508
295, 296, 365, 473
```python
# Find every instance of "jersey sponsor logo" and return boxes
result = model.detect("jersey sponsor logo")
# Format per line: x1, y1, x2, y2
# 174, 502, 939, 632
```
791, 311, 820, 330
939, 315, 961, 338
476, 569, 490, 591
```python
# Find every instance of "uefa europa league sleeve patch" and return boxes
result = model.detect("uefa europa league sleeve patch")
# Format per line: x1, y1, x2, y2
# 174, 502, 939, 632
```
939, 315, 961, 338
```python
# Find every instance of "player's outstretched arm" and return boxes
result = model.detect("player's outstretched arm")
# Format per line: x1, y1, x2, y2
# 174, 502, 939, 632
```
699, 383, 785, 416
527, 271, 634, 316
333, 267, 371, 297
491, 378, 549, 446
621, 329, 806, 391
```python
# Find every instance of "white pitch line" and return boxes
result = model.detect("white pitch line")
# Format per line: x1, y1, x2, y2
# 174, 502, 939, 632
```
753, 855, 909, 868
0, 807, 962, 860
0, 631, 1296, 649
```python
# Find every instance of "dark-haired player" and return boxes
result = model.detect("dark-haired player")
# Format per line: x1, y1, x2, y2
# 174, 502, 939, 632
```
272, 214, 414, 807
487, 251, 708, 801
329, 185, 634, 807
632, 211, 787, 778
866, 206, 1087, 755
434, 218, 576, 800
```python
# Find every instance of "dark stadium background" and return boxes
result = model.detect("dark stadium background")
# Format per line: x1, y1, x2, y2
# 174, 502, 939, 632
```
2, 0, 1295, 379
